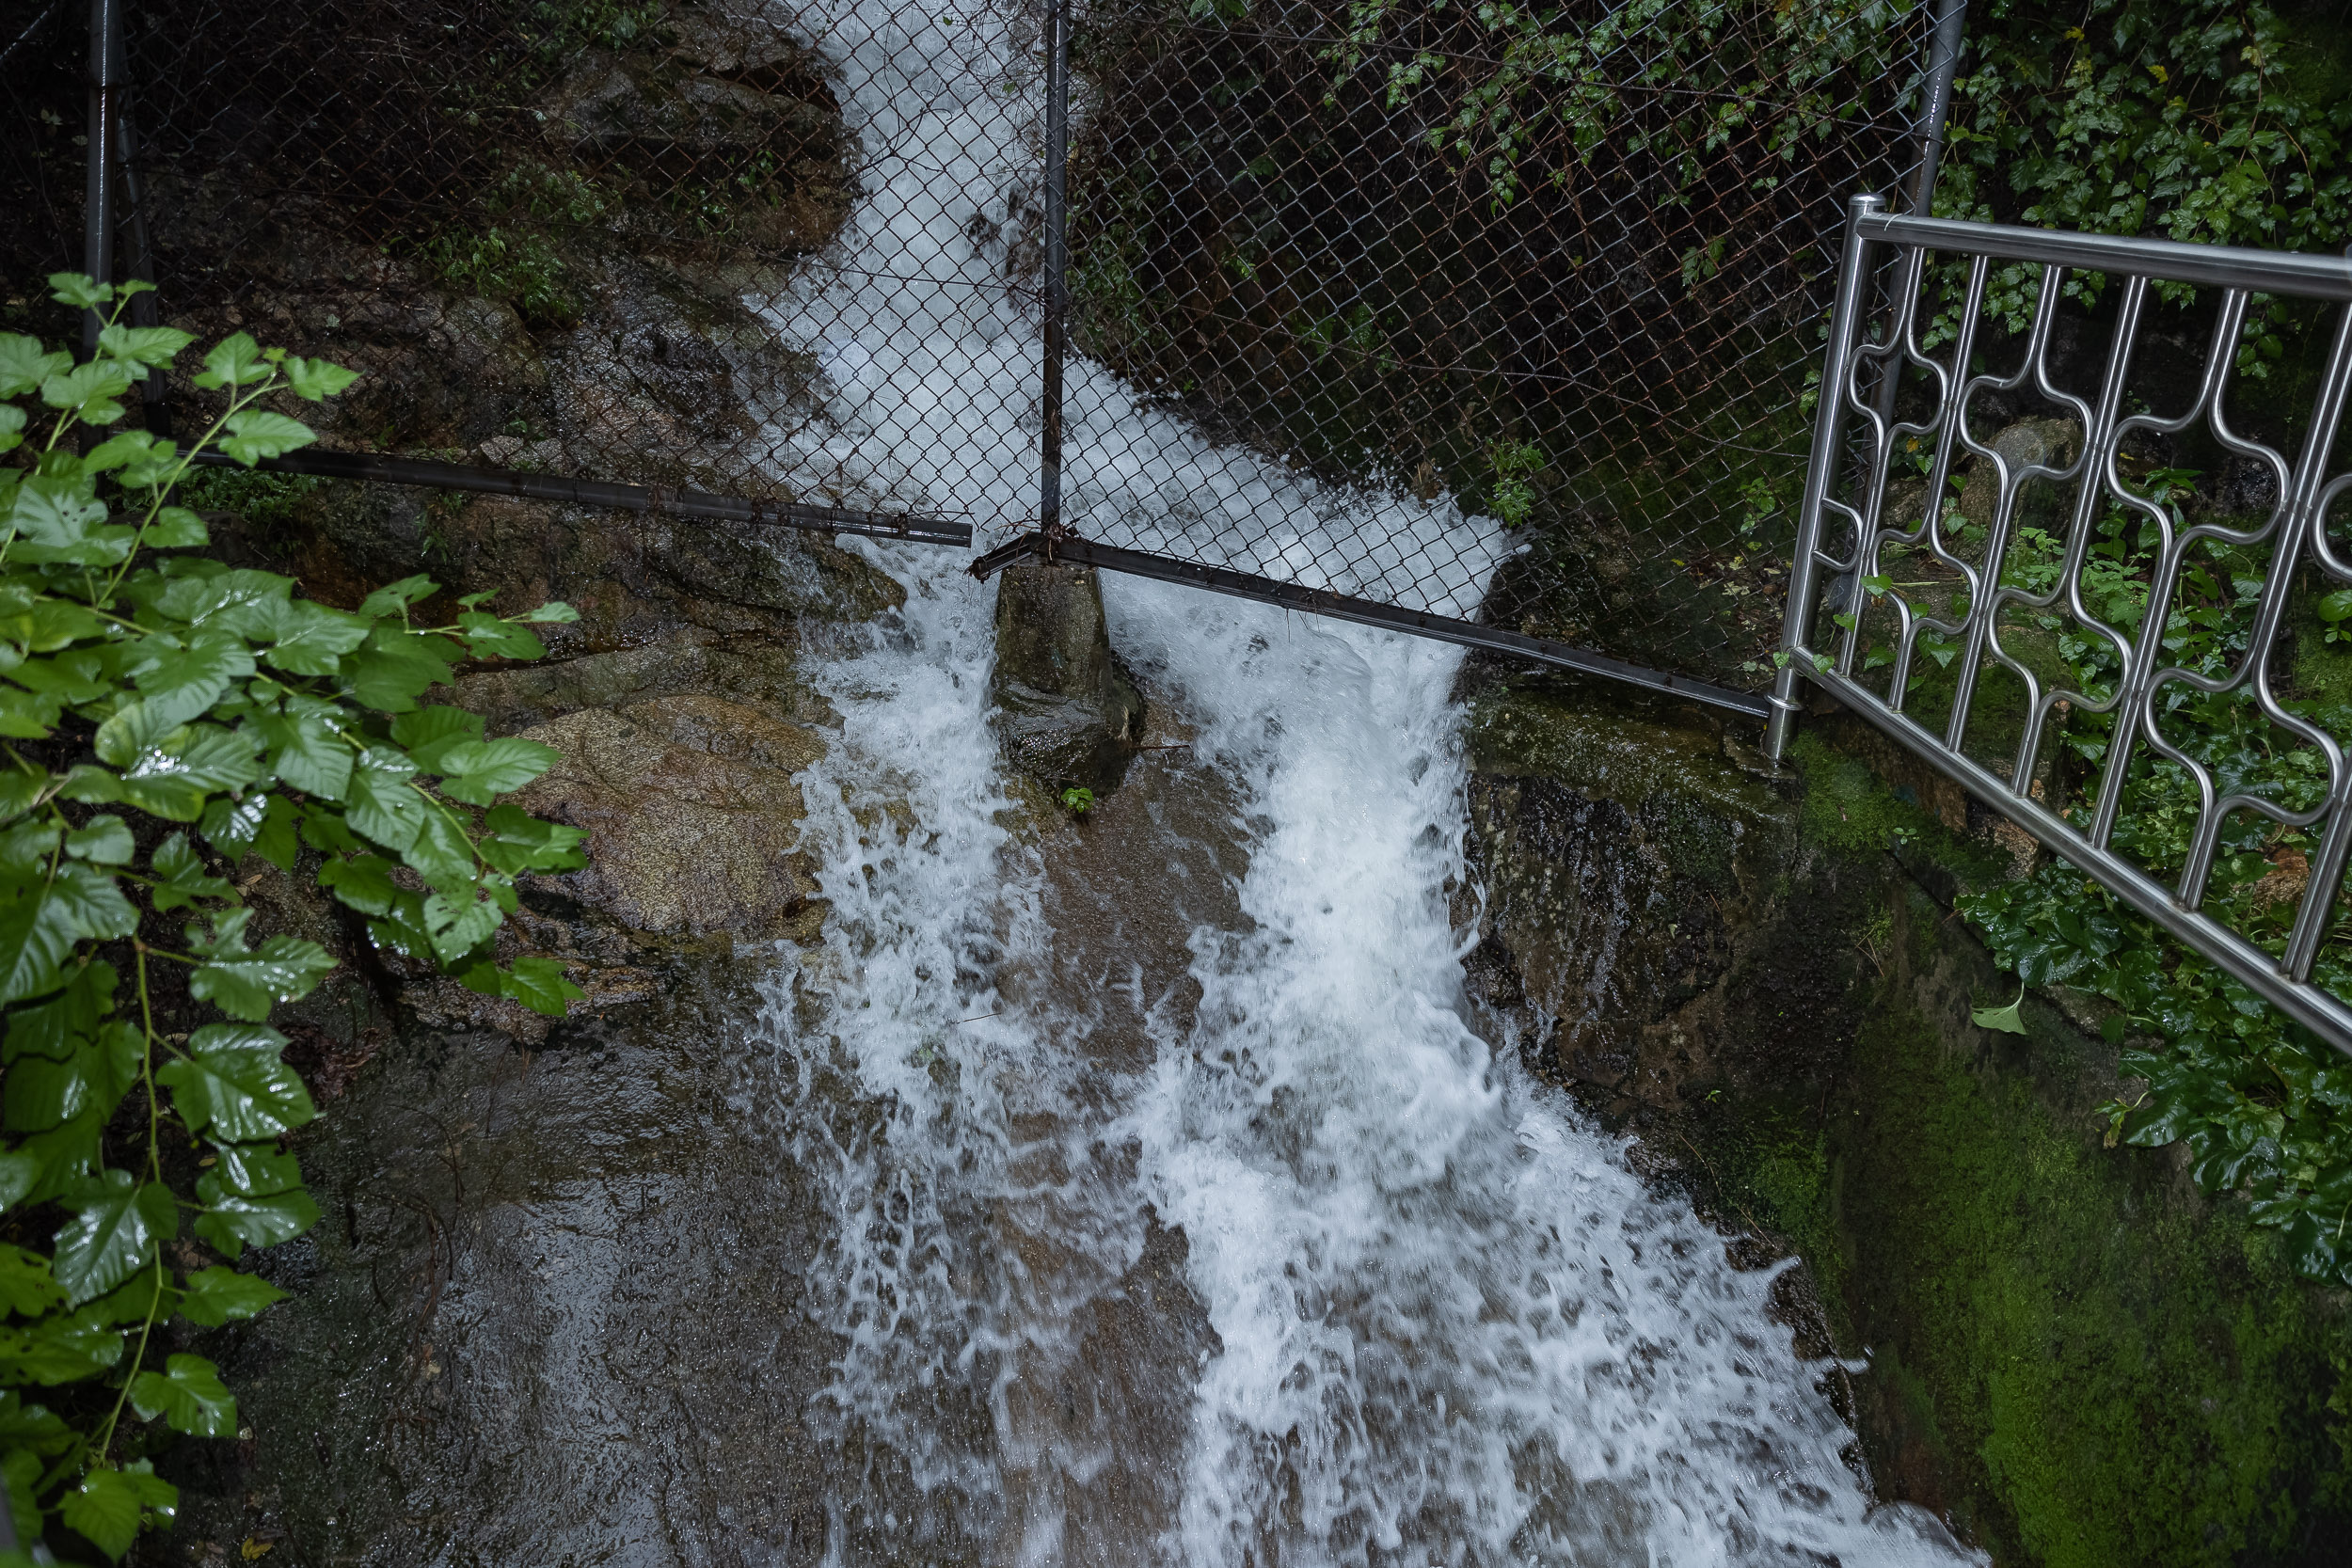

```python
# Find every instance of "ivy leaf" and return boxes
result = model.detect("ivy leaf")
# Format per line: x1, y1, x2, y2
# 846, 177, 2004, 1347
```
57, 1461, 176, 1561
176, 1265, 289, 1327
389, 705, 485, 771
63, 816, 134, 864
52, 1170, 176, 1304
216, 410, 316, 467
0, 878, 90, 1006
189, 332, 268, 391
40, 360, 134, 425
82, 1266, 181, 1328
185, 922, 334, 1022
2, 1024, 140, 1132
0, 333, 72, 398
128, 1354, 237, 1437
0, 1244, 65, 1318
118, 721, 264, 820
95, 322, 194, 370
522, 601, 580, 624
149, 832, 233, 911
344, 747, 424, 851
281, 356, 358, 401
47, 273, 113, 310
0, 1388, 73, 1451
0, 766, 46, 825
144, 506, 210, 549
2, 1113, 103, 1208
436, 737, 557, 805
157, 1023, 313, 1141
108, 626, 259, 751
0, 959, 113, 1065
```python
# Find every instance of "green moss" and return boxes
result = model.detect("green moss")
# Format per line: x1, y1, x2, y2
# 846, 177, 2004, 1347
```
1834, 980, 2352, 1566
172, 466, 323, 536
1466, 684, 1790, 828
1788, 730, 1930, 854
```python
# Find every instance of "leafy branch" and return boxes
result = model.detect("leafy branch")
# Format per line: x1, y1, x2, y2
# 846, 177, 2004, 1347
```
0, 274, 590, 1560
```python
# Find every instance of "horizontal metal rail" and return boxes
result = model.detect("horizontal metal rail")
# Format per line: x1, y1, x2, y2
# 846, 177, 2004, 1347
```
973, 531, 1772, 719
187, 448, 971, 547
1859, 212, 2352, 299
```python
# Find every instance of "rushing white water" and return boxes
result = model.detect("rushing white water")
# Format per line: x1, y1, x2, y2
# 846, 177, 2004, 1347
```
746, 2, 1982, 1562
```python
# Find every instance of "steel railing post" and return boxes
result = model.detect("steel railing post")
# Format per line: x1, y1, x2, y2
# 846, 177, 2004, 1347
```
1039, 0, 1071, 549
1766, 192, 1885, 762
81, 0, 123, 356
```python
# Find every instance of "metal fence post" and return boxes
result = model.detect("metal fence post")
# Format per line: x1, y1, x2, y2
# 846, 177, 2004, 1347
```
81, 0, 123, 356
1866, 0, 1967, 437
1765, 192, 1884, 762
1039, 0, 1070, 548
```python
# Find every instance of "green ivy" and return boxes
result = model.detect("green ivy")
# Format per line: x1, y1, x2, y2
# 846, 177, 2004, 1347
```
0, 276, 588, 1561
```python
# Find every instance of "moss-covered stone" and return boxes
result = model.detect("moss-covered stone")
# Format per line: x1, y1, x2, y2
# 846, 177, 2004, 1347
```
1458, 674, 2352, 1565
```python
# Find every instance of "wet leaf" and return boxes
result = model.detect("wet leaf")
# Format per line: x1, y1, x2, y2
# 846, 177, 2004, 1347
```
175, 1265, 288, 1328
157, 1024, 312, 1141
52, 1171, 175, 1304
128, 1354, 236, 1436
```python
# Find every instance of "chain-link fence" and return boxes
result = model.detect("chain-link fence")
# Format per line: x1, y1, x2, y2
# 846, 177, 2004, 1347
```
6, 0, 1961, 705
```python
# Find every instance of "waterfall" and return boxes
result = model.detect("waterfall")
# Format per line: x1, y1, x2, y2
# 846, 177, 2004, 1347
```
745, 2, 1980, 1561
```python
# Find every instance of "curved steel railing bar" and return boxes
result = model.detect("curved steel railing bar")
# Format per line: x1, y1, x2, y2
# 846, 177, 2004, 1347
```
1768, 194, 2352, 1054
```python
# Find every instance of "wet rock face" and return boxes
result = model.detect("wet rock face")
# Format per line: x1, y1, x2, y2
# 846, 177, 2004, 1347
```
1457, 682, 1802, 1105
1956, 417, 2085, 532
990, 562, 1147, 793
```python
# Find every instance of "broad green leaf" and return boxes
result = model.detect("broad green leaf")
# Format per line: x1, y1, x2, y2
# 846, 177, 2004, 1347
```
82, 428, 167, 473
318, 853, 400, 915
0, 402, 21, 455
0, 685, 61, 741
261, 599, 370, 676
282, 356, 358, 401
342, 626, 460, 713
249, 705, 351, 800
40, 360, 133, 425
46, 273, 112, 310
205, 1141, 303, 1198
389, 705, 485, 770
0, 334, 72, 398
404, 806, 478, 894
344, 747, 424, 851
0, 767, 45, 824
144, 505, 210, 548
0, 1306, 123, 1385
216, 409, 315, 467
58, 1461, 176, 1561
63, 816, 134, 865
0, 819, 58, 877
2, 1113, 102, 1207
153, 567, 293, 636
422, 889, 501, 963
0, 1389, 73, 1449
2, 960, 115, 1064
175, 1265, 288, 1328
189, 331, 267, 391
456, 612, 545, 661
1, 1444, 36, 1550
84, 1267, 181, 1328
128, 1354, 236, 1436
157, 1023, 312, 1140
0, 594, 103, 652
3, 1024, 140, 1132
95, 323, 194, 369
469, 955, 583, 1018
192, 1183, 317, 1259
357, 575, 438, 617
185, 925, 334, 1022
522, 600, 581, 624
10, 648, 114, 705
6, 473, 113, 562
0, 878, 84, 1005
200, 792, 299, 870
50, 862, 139, 942
0, 1246, 64, 1318
367, 889, 436, 962
118, 722, 264, 820
437, 737, 557, 805
296, 804, 362, 855
149, 832, 233, 911
112, 626, 259, 746
477, 803, 587, 875
52, 1171, 175, 1304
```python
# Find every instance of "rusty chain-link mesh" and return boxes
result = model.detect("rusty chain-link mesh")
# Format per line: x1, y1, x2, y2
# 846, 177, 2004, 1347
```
6, 0, 1943, 698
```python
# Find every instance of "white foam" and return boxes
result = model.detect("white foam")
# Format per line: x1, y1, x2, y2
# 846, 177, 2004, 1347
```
750, 1, 1983, 1561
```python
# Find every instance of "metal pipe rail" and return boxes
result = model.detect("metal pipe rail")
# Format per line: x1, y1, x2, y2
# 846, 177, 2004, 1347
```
1767, 193, 2352, 1053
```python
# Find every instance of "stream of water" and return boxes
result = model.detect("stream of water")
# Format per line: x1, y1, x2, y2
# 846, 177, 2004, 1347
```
744, 3, 1982, 1561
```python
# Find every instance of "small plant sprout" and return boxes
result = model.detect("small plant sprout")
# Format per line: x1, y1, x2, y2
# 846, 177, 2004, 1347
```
1060, 786, 1097, 815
